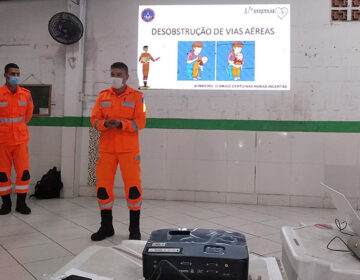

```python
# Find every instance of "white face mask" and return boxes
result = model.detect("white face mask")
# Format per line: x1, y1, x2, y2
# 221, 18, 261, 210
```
111, 77, 124, 89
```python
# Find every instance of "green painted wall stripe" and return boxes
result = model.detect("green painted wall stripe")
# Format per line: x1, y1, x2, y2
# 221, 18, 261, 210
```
27, 117, 360, 133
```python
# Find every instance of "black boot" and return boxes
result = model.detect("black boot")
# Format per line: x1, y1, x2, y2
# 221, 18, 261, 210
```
129, 210, 141, 240
91, 210, 115, 241
0, 194, 12, 215
15, 193, 31, 214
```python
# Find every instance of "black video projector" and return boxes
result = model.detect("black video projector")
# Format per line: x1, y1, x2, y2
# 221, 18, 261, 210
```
143, 228, 249, 280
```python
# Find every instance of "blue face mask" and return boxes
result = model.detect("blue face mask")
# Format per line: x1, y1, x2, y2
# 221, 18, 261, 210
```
8, 76, 20, 86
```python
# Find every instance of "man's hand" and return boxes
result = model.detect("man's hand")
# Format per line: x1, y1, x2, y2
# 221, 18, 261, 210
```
104, 119, 122, 129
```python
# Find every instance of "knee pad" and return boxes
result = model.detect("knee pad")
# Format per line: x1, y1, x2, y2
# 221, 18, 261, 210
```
97, 187, 109, 200
128, 186, 141, 199
21, 170, 30, 181
0, 172, 8, 183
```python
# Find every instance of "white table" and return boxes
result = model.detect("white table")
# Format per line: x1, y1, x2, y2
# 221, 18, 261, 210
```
50, 240, 286, 280
281, 224, 360, 280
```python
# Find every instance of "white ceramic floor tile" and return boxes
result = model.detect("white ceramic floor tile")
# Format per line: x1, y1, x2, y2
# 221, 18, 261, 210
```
231, 223, 279, 237
246, 237, 282, 255
0, 232, 52, 250
208, 216, 255, 228
260, 219, 301, 229
263, 233, 282, 244
264, 250, 282, 259
33, 199, 84, 212
0, 247, 19, 268
56, 208, 96, 219
0, 265, 36, 280
9, 242, 72, 264
211, 205, 256, 216
23, 256, 74, 280
65, 214, 100, 227
0, 223, 37, 237
28, 217, 77, 231
0, 214, 24, 226
40, 226, 91, 242
155, 214, 200, 225
58, 237, 113, 255
235, 212, 278, 223
14, 212, 60, 224
140, 207, 179, 218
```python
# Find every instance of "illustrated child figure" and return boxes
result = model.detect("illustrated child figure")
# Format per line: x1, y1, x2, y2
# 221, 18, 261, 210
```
232, 52, 244, 80
138, 45, 159, 87
228, 41, 244, 81
192, 56, 208, 80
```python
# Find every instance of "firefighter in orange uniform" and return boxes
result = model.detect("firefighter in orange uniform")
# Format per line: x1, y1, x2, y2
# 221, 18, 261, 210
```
0, 63, 33, 215
90, 62, 146, 241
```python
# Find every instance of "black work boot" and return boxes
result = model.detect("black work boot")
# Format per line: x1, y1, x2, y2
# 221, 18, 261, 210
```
0, 194, 12, 215
91, 210, 115, 241
129, 210, 141, 240
15, 193, 31, 214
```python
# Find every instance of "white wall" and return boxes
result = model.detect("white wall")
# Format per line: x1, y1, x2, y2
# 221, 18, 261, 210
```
82, 0, 360, 121
1, 0, 360, 207
0, 0, 67, 117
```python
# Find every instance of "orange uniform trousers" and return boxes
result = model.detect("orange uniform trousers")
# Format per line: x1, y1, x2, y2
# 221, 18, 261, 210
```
0, 142, 30, 196
96, 151, 142, 211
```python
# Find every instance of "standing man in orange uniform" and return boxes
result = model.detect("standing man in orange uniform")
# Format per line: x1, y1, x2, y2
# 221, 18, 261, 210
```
0, 63, 33, 215
90, 62, 146, 241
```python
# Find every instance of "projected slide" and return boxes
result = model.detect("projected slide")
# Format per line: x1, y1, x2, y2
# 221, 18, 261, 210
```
138, 5, 290, 90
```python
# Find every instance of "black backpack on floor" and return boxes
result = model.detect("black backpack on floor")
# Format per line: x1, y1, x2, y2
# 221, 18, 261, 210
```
31, 167, 63, 199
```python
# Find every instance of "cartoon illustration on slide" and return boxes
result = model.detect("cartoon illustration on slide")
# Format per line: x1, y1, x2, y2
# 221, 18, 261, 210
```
192, 56, 208, 80
216, 41, 255, 81
177, 41, 215, 81
228, 42, 244, 80
138, 45, 160, 88
186, 41, 203, 79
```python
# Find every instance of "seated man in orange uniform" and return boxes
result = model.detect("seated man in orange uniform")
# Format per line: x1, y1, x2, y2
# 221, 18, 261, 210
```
0, 63, 33, 215
90, 62, 146, 241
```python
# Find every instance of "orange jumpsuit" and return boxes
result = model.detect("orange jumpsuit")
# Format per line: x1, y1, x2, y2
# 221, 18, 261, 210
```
139, 53, 155, 80
0, 84, 33, 196
90, 85, 146, 211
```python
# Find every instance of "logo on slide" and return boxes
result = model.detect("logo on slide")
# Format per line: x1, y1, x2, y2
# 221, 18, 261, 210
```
275, 7, 288, 19
141, 8, 155, 22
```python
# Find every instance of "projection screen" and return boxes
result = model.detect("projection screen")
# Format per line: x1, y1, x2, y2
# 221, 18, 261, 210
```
138, 4, 290, 90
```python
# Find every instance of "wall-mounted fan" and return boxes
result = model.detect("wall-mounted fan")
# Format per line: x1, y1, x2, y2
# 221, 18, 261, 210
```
48, 12, 84, 45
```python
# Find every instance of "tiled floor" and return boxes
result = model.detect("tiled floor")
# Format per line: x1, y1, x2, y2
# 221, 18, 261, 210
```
0, 195, 338, 279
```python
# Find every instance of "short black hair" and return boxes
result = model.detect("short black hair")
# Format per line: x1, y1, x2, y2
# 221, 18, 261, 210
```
4, 63, 19, 74
111, 62, 128, 75
143, 46, 148, 49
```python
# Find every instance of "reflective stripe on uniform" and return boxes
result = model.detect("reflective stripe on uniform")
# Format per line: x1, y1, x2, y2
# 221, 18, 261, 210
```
100, 101, 111, 108
127, 200, 142, 208
15, 184, 29, 190
99, 201, 113, 208
122, 101, 135, 108
94, 120, 100, 130
19, 101, 27, 106
0, 102, 8, 107
0, 185, 12, 192
0, 116, 25, 123
130, 120, 138, 132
